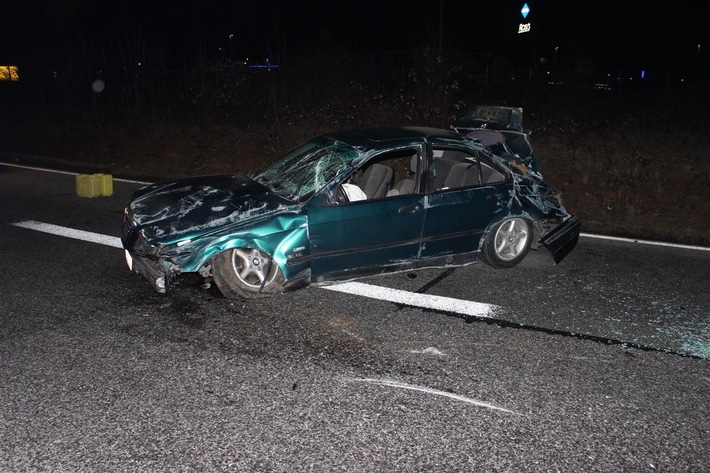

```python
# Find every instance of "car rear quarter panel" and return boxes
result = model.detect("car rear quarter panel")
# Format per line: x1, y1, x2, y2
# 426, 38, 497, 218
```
420, 185, 511, 257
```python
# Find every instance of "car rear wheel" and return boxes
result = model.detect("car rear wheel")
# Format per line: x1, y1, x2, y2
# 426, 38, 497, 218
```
212, 248, 284, 299
481, 217, 532, 268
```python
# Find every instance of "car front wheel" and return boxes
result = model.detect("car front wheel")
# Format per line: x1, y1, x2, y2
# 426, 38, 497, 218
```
481, 217, 532, 268
212, 248, 285, 299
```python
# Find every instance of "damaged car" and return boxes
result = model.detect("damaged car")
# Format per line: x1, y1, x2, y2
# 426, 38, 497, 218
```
452, 104, 540, 175
122, 121, 580, 300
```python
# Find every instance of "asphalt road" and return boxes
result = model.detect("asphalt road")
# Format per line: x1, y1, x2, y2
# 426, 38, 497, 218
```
1, 163, 709, 472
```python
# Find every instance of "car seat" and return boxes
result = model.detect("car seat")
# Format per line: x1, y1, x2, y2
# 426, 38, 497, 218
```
443, 162, 480, 188
356, 163, 394, 199
387, 154, 418, 196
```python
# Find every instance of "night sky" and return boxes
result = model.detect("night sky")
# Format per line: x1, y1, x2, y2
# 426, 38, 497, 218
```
2, 0, 707, 72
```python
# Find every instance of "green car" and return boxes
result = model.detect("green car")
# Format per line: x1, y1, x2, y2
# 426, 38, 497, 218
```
121, 124, 580, 299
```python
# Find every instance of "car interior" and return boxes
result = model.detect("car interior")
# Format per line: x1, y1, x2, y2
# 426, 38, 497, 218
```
343, 147, 507, 203
431, 149, 505, 191
386, 154, 418, 197
353, 163, 394, 199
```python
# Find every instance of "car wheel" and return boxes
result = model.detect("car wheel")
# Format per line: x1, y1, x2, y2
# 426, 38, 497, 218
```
481, 217, 532, 268
212, 248, 285, 299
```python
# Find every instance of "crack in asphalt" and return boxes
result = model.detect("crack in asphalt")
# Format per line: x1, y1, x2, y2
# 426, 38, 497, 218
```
409, 267, 704, 360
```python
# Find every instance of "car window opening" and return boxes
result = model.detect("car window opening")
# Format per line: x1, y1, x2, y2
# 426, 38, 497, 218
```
432, 148, 506, 191
343, 148, 419, 202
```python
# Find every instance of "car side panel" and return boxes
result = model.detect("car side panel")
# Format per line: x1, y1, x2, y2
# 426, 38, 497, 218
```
307, 194, 426, 281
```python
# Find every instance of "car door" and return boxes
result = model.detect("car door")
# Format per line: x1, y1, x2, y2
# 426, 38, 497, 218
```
419, 147, 510, 262
307, 147, 426, 282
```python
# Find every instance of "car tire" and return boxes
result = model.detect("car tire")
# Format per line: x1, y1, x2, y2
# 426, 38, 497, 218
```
481, 217, 532, 268
212, 248, 285, 299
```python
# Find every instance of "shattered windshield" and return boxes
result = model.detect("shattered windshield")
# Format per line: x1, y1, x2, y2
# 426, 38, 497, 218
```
253, 137, 359, 201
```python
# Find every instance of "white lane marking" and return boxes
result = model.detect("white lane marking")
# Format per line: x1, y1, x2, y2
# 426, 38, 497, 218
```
11, 220, 499, 317
11, 220, 710, 321
344, 377, 519, 414
0, 161, 152, 185
324, 281, 498, 318
12, 220, 123, 249
11, 216, 518, 415
581, 232, 710, 252
12, 220, 498, 317
1, 162, 78, 177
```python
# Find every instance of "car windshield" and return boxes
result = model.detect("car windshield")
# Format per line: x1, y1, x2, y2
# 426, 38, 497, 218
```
253, 137, 358, 201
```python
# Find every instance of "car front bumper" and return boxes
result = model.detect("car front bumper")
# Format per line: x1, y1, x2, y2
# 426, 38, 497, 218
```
124, 249, 168, 293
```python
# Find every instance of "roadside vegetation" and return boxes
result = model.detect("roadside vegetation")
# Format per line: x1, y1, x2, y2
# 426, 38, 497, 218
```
1, 35, 708, 245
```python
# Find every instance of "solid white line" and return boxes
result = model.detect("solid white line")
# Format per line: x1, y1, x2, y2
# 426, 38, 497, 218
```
114, 176, 153, 185
12, 220, 123, 249
323, 281, 498, 317
344, 377, 519, 414
0, 161, 152, 185
1, 161, 80, 176
581, 232, 710, 252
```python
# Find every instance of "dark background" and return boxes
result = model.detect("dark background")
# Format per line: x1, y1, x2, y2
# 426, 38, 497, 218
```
3, 1, 707, 69
1, 1, 709, 245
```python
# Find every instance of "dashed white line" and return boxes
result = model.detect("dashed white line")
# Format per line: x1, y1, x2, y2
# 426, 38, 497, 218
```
10, 217, 521, 416
12, 220, 123, 249
10, 219, 710, 320
10, 219, 495, 318
323, 281, 498, 318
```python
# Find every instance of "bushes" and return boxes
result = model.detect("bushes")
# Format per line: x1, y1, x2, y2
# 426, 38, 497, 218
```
2, 40, 709, 245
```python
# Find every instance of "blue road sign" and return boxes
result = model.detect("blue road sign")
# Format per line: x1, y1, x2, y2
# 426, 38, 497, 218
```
521, 3, 530, 19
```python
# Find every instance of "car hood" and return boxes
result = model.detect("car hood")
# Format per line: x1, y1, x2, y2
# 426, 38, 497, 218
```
127, 173, 295, 243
